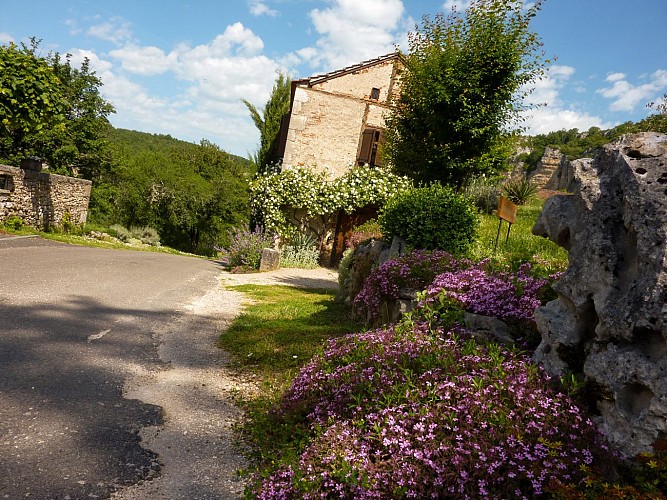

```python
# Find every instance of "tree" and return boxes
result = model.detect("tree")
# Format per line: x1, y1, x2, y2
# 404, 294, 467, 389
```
385, 0, 549, 188
243, 72, 291, 173
0, 40, 66, 162
0, 39, 115, 176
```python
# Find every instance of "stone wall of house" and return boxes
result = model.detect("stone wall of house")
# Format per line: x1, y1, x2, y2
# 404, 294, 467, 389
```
312, 58, 398, 102
282, 88, 367, 177
0, 164, 92, 228
282, 59, 400, 177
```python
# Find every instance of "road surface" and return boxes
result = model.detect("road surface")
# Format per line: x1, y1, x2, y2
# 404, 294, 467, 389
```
0, 236, 243, 499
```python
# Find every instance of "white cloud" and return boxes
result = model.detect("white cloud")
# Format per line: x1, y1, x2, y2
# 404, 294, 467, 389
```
597, 69, 667, 112
109, 45, 176, 75
0, 32, 14, 44
249, 1, 278, 17
305, 0, 406, 70
521, 65, 610, 134
87, 17, 133, 45
68, 21, 285, 154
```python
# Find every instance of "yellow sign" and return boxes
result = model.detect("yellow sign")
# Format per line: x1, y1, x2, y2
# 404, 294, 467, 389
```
497, 196, 518, 224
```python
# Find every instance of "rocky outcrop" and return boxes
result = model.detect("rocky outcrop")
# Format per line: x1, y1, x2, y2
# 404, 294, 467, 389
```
527, 147, 576, 191
532, 132, 667, 457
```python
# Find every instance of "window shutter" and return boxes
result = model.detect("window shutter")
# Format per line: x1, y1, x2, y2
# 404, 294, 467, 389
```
357, 129, 374, 165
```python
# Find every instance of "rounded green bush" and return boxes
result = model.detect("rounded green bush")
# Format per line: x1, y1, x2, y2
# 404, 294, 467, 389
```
379, 183, 478, 254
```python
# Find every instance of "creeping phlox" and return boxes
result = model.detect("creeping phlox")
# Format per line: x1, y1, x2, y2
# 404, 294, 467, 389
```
249, 165, 412, 237
255, 322, 605, 499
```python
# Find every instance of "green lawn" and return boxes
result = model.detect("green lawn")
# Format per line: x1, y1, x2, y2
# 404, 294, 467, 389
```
470, 195, 569, 274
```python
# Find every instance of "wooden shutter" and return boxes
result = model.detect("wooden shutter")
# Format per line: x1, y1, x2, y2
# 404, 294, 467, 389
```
357, 129, 375, 165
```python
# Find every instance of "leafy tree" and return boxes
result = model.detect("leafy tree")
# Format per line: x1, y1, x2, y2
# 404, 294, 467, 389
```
0, 40, 65, 162
96, 129, 252, 254
385, 0, 550, 188
243, 72, 291, 173
0, 39, 115, 176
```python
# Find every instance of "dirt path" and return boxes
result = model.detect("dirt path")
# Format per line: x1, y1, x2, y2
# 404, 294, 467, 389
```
113, 267, 338, 499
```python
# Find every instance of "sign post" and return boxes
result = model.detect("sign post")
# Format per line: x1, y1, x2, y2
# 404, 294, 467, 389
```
495, 196, 518, 251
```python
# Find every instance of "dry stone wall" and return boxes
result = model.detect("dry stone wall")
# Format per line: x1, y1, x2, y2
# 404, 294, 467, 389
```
532, 132, 667, 457
0, 164, 92, 228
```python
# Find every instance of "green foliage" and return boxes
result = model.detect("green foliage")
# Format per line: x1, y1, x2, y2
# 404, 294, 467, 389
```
378, 183, 479, 254
93, 130, 252, 253
2, 216, 25, 230
0, 40, 66, 163
0, 39, 115, 176
243, 73, 291, 173
385, 0, 549, 187
464, 176, 502, 214
502, 178, 537, 205
108, 224, 160, 246
250, 165, 412, 237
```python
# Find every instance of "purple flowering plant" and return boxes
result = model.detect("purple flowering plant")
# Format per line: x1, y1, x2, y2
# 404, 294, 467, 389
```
217, 223, 274, 270
253, 316, 609, 499
353, 250, 553, 332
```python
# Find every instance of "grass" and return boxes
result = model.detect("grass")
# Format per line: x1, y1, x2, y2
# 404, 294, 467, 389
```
0, 224, 193, 256
218, 284, 362, 469
218, 284, 361, 386
470, 194, 569, 274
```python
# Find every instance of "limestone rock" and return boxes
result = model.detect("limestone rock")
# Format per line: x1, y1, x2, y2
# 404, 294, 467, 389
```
527, 147, 576, 191
259, 248, 281, 272
532, 132, 667, 457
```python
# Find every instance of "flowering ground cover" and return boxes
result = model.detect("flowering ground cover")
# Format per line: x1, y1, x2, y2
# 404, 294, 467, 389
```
253, 316, 608, 498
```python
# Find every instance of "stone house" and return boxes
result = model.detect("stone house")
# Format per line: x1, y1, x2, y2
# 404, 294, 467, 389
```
276, 52, 404, 178
0, 161, 92, 228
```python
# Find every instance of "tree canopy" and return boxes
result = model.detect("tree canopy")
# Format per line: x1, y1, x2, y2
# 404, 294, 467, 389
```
0, 39, 115, 176
91, 129, 252, 254
243, 72, 291, 173
385, 0, 549, 188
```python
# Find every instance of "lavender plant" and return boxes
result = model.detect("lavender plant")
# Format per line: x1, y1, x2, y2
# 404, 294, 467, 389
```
218, 223, 274, 270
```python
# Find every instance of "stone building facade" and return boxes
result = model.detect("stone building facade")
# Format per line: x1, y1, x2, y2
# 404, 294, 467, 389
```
277, 53, 403, 178
0, 163, 92, 228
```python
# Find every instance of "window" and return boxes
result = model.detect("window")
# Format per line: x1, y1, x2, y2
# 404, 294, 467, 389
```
0, 174, 11, 191
370, 87, 381, 100
357, 128, 384, 167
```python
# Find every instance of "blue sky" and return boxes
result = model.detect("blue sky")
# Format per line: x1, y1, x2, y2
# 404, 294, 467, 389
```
2, 0, 666, 157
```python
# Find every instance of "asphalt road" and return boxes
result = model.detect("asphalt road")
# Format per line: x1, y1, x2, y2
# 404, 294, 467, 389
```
0, 236, 225, 499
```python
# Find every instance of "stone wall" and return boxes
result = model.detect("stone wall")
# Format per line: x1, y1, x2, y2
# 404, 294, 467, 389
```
532, 132, 667, 457
281, 58, 399, 178
0, 164, 92, 228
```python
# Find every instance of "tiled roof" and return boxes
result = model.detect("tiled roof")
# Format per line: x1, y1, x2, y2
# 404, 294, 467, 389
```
294, 52, 402, 87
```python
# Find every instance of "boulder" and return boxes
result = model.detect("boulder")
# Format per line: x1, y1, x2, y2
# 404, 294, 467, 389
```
259, 248, 281, 272
532, 132, 667, 457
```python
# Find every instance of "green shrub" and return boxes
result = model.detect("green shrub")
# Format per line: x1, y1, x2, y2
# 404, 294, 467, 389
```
130, 225, 160, 246
378, 183, 478, 254
502, 178, 537, 205
347, 218, 383, 248
108, 224, 160, 246
465, 177, 501, 214
3, 216, 25, 230
280, 245, 320, 269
